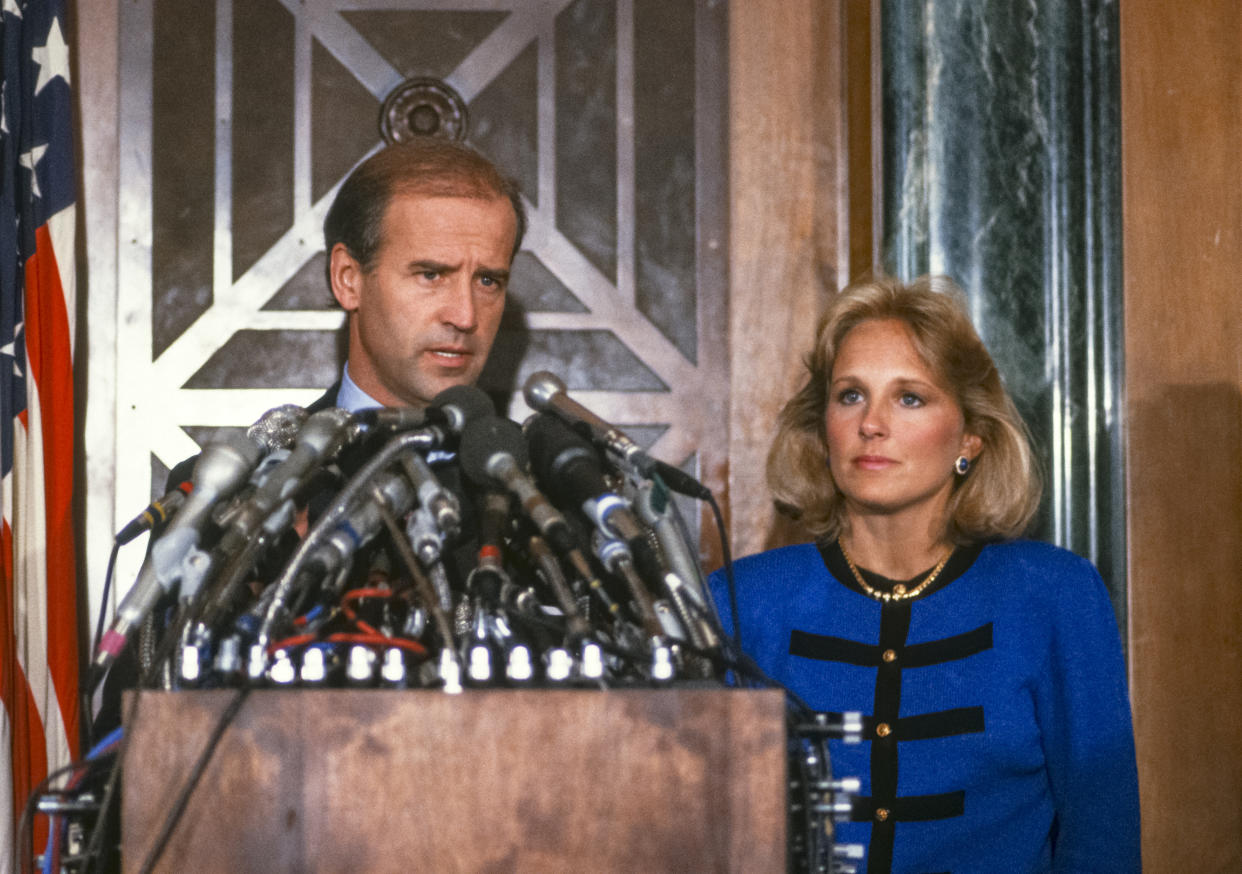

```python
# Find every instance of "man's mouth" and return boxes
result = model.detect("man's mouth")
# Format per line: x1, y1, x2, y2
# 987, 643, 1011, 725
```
427, 347, 471, 365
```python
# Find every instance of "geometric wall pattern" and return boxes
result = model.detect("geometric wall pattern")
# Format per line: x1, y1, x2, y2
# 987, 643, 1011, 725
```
106, 0, 727, 584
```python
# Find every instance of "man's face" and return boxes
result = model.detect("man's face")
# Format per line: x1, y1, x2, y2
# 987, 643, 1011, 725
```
331, 192, 518, 408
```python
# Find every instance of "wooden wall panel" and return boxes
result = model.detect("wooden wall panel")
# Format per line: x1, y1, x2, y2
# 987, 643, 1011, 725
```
1121, 2, 1242, 869
728, 0, 851, 555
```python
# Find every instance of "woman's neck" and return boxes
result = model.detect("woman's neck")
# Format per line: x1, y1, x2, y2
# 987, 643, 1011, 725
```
839, 514, 953, 580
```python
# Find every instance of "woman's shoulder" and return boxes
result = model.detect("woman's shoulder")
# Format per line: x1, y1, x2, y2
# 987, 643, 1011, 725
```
975, 539, 1110, 608
716, 542, 829, 583
720, 543, 834, 590
710, 543, 838, 622
978, 538, 1099, 577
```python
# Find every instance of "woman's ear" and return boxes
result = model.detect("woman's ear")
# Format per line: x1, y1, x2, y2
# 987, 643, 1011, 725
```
961, 431, 983, 461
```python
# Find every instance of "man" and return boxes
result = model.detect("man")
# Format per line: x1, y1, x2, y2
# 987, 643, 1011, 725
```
321, 138, 526, 413
160, 140, 524, 516
96, 141, 525, 730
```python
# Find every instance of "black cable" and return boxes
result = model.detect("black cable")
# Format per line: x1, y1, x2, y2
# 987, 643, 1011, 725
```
674, 582, 815, 716
18, 757, 88, 874
80, 745, 124, 874
17, 744, 120, 874
704, 491, 742, 652
92, 540, 122, 664
84, 540, 125, 748
137, 687, 252, 874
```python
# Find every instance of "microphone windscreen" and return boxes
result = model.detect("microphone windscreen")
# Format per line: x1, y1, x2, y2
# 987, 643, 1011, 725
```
431, 384, 496, 433
246, 404, 308, 453
524, 413, 608, 505
459, 415, 529, 488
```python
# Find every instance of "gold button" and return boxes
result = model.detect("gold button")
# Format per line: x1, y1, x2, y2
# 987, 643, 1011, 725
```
893, 584, 907, 595
876, 722, 891, 737
875, 808, 889, 822
882, 649, 897, 663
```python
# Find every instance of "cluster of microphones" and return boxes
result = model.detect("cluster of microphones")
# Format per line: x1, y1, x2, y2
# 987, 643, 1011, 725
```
75, 371, 868, 874
91, 371, 727, 694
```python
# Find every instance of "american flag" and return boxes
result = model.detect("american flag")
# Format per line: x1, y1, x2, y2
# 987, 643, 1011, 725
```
0, 0, 80, 867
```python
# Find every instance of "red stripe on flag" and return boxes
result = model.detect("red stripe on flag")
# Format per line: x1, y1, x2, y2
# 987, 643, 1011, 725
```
0, 518, 51, 852
23, 223, 80, 758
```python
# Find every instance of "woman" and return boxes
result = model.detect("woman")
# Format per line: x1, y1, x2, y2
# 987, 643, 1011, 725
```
712, 276, 1139, 873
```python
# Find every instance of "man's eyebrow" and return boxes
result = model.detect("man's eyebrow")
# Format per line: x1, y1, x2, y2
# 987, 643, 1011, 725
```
409, 259, 456, 272
476, 267, 510, 283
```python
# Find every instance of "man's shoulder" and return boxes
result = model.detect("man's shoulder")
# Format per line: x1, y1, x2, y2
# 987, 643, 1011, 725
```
307, 381, 342, 413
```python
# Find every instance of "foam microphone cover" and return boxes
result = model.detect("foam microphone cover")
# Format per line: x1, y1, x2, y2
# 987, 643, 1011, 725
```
459, 414, 529, 489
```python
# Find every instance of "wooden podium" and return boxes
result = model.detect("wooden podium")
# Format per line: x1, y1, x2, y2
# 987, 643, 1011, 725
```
122, 688, 787, 872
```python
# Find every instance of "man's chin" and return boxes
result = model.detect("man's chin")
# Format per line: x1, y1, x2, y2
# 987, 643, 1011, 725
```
402, 373, 481, 409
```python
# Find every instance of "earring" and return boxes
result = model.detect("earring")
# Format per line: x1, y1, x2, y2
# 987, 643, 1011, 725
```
954, 455, 971, 475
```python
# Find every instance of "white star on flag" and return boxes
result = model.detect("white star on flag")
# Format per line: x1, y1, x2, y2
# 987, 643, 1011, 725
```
0, 322, 19, 358
32, 15, 70, 96
0, 322, 21, 377
19, 141, 48, 199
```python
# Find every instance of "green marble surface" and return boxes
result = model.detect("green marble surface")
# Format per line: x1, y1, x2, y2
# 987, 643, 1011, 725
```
880, 0, 1126, 631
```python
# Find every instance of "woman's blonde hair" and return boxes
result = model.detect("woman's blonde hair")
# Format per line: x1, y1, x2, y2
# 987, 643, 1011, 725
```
766, 275, 1042, 543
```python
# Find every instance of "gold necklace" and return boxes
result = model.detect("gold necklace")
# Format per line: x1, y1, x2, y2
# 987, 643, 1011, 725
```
838, 539, 953, 603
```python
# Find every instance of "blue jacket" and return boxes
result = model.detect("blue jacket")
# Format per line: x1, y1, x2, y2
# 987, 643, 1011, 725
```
710, 539, 1139, 873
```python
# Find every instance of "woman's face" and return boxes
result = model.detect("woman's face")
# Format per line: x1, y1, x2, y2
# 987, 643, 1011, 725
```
825, 318, 981, 529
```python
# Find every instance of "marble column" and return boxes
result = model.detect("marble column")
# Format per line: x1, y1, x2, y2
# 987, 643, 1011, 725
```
880, 0, 1125, 621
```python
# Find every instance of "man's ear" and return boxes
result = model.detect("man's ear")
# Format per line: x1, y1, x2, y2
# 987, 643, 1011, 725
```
329, 243, 363, 311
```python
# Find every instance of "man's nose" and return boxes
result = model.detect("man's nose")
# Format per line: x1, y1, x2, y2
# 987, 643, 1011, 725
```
439, 276, 477, 332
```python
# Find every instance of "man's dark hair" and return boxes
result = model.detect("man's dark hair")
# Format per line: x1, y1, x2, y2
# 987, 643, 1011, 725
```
323, 139, 527, 274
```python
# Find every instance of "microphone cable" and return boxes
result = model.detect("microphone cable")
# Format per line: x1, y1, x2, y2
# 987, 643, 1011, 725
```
83, 537, 123, 741
702, 488, 743, 654
16, 729, 121, 874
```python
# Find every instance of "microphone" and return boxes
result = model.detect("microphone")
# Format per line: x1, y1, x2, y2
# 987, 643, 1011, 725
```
113, 404, 306, 546
357, 384, 496, 434
524, 412, 645, 546
217, 407, 357, 550
246, 403, 308, 453
522, 371, 711, 500
304, 467, 418, 579
253, 421, 463, 654
459, 415, 579, 556
399, 450, 462, 545
526, 412, 670, 644
93, 432, 265, 677
473, 488, 512, 589
459, 415, 595, 643
114, 481, 191, 545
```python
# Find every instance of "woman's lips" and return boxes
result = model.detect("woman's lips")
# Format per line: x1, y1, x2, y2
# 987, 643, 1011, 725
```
853, 455, 896, 470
